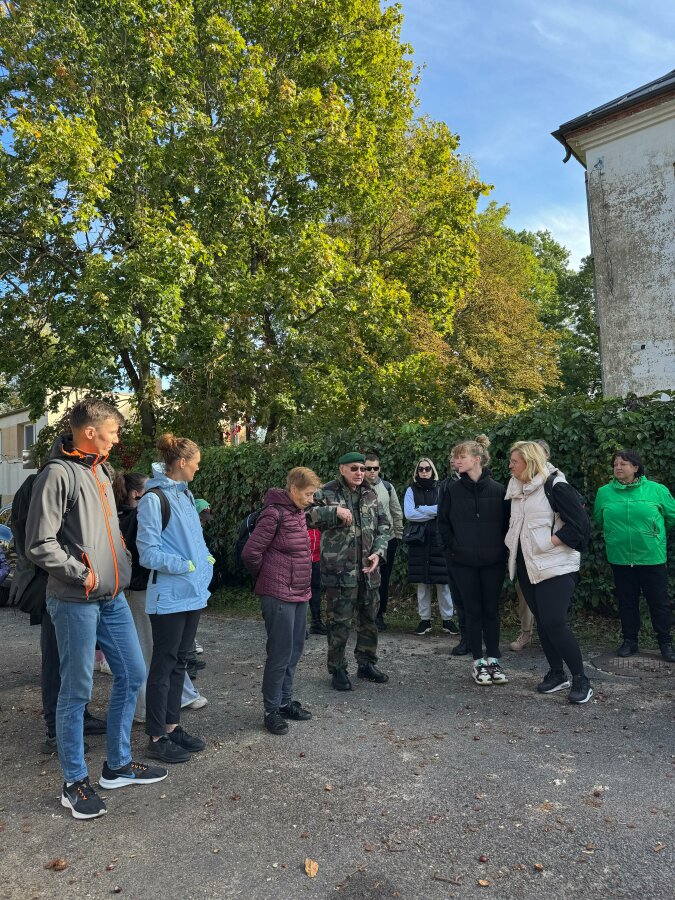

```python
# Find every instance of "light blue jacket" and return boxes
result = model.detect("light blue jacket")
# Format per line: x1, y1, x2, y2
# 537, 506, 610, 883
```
136, 463, 211, 615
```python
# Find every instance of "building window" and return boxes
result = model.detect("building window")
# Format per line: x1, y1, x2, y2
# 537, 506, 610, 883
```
23, 424, 36, 451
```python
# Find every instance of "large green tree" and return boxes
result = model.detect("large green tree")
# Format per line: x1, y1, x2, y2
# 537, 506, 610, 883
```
0, 0, 487, 444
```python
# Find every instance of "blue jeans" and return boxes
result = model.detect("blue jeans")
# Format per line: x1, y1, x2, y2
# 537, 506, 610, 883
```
46, 594, 146, 783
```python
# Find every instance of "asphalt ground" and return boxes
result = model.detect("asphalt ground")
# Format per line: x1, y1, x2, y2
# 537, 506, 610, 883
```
0, 605, 673, 900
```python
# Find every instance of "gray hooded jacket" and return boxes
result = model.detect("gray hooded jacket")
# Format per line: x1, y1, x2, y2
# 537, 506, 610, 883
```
25, 436, 131, 602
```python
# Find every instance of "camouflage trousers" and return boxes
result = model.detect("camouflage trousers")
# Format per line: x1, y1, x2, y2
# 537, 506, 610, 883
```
325, 582, 379, 673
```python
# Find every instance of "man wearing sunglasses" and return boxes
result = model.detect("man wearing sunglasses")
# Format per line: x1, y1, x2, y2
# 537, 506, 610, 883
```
364, 453, 403, 631
308, 452, 391, 691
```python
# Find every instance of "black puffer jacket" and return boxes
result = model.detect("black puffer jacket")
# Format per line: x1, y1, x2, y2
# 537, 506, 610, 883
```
437, 470, 510, 568
405, 481, 450, 585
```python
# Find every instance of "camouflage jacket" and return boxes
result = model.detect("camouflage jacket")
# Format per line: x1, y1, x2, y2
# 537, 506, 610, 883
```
307, 476, 391, 589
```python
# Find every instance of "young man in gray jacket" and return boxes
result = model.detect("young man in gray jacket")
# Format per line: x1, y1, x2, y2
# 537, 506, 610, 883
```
26, 398, 167, 819
364, 453, 404, 630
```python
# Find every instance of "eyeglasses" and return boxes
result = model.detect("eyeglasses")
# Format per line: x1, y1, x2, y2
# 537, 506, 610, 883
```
348, 465, 366, 472
417, 466, 432, 473
365, 465, 380, 472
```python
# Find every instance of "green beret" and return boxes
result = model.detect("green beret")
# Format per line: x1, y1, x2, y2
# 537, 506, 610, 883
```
338, 451, 365, 465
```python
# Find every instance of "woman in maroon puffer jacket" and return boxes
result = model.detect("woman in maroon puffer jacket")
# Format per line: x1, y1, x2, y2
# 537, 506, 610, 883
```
241, 466, 321, 735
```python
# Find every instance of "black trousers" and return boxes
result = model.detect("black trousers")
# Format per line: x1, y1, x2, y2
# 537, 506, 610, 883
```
611, 564, 672, 645
449, 563, 504, 659
378, 539, 400, 616
146, 609, 202, 737
309, 561, 322, 623
516, 548, 583, 678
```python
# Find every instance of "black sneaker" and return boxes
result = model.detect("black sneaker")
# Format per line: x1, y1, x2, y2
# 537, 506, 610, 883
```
659, 643, 675, 663
61, 778, 107, 820
442, 619, 460, 635
168, 725, 206, 753
146, 735, 191, 764
83, 712, 107, 735
568, 674, 593, 704
616, 639, 638, 657
192, 658, 206, 670
264, 710, 289, 735
42, 735, 90, 754
279, 700, 312, 721
536, 670, 571, 694
375, 614, 388, 632
310, 621, 328, 635
414, 619, 432, 636
99, 760, 168, 789
186, 663, 199, 679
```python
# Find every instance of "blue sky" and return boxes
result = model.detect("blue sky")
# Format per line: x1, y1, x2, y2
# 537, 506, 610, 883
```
398, 0, 675, 267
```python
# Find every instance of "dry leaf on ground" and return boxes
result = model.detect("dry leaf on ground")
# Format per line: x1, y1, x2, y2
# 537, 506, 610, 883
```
44, 858, 68, 871
305, 858, 319, 878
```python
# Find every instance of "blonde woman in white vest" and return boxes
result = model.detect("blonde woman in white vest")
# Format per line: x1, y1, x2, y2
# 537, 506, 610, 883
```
505, 441, 592, 704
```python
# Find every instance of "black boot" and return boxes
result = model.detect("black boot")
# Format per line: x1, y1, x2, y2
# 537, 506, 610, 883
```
451, 634, 470, 656
331, 669, 352, 691
616, 639, 638, 657
659, 642, 675, 663
310, 620, 327, 635
357, 662, 389, 683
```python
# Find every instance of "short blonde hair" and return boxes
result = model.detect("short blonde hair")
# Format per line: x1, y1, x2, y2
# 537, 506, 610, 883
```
510, 441, 549, 482
451, 434, 491, 467
286, 466, 321, 491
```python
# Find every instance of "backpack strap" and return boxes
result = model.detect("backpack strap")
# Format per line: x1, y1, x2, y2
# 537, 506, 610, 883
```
145, 487, 171, 531
543, 472, 560, 514
382, 480, 393, 498
44, 458, 83, 520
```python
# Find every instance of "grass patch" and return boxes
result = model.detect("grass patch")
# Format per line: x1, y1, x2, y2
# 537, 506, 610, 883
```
207, 582, 658, 652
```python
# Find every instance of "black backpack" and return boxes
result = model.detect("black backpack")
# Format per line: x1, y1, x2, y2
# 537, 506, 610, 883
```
143, 486, 172, 530
234, 506, 281, 571
10, 459, 83, 615
543, 472, 590, 552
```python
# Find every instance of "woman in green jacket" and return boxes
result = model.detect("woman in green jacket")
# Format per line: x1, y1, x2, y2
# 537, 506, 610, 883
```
593, 450, 675, 662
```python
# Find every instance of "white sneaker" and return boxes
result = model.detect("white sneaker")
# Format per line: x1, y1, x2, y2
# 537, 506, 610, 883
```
184, 695, 208, 710
195, 643, 204, 655
472, 659, 492, 686
487, 658, 508, 684
99, 659, 113, 676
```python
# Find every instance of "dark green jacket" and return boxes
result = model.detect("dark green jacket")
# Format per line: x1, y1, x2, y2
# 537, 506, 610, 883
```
593, 477, 675, 566
308, 476, 391, 589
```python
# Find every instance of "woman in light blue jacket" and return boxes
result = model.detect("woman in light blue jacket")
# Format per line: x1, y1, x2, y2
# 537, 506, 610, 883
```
136, 433, 213, 765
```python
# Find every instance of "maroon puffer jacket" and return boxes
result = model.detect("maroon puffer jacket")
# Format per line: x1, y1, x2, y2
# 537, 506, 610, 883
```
241, 488, 311, 602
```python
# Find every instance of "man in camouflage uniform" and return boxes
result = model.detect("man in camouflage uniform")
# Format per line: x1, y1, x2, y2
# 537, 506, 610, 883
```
308, 452, 391, 691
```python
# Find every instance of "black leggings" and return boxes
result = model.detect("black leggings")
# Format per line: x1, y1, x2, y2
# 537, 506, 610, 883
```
516, 546, 584, 677
449, 563, 504, 659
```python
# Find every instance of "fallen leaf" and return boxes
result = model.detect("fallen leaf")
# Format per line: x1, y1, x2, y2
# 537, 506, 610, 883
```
473, 736, 481, 741
212, 848, 220, 854
593, 789, 602, 797
105, 863, 117, 871
585, 842, 597, 851
534, 863, 544, 872
112, 888, 122, 894
230, 795, 241, 801
324, 784, 333, 792
478, 855, 488, 863
653, 842, 665, 853
300, 831, 310, 838
44, 858, 68, 872
478, 879, 490, 886
299, 752, 305, 758
305, 858, 319, 878
22, 823, 31, 833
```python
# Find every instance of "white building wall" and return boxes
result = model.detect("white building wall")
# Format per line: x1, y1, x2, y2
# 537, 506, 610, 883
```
579, 100, 675, 397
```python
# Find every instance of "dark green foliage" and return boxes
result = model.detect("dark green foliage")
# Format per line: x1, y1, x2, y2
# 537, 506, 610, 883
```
194, 392, 675, 609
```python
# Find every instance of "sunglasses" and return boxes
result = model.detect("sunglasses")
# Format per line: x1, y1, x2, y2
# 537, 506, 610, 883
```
348, 465, 366, 472
417, 465, 432, 473
365, 465, 380, 472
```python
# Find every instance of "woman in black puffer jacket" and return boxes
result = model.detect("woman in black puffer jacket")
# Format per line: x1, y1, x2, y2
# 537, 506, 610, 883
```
438, 436, 510, 687
404, 458, 456, 636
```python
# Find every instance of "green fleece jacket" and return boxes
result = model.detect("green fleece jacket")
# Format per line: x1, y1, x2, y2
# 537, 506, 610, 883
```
593, 477, 675, 566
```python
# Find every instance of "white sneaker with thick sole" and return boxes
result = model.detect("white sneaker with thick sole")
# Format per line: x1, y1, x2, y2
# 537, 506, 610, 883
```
487, 658, 508, 684
472, 659, 492, 685
184, 695, 208, 710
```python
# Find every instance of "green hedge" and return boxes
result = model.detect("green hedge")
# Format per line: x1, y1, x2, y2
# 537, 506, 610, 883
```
194, 392, 675, 612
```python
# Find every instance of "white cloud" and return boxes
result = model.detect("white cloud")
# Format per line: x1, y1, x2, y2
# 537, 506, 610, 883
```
513, 204, 592, 269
